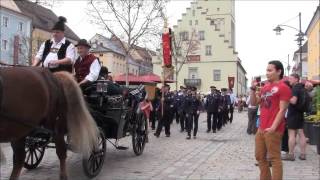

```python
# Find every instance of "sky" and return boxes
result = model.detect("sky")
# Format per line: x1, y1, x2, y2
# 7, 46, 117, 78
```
51, 0, 319, 80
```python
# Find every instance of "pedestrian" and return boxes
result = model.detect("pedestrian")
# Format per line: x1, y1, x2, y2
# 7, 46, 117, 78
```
190, 88, 201, 139
220, 88, 231, 127
205, 86, 220, 133
282, 73, 308, 161
178, 86, 187, 132
238, 95, 244, 112
32, 16, 76, 72
246, 92, 258, 134
173, 90, 180, 124
184, 88, 194, 139
154, 84, 173, 138
140, 94, 153, 142
150, 88, 161, 130
228, 88, 237, 123
250, 60, 291, 180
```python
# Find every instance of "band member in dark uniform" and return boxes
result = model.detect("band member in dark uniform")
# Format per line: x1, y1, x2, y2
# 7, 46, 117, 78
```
173, 90, 180, 124
178, 86, 187, 132
154, 84, 173, 137
205, 86, 220, 133
219, 88, 231, 128
186, 87, 201, 139
32, 16, 75, 72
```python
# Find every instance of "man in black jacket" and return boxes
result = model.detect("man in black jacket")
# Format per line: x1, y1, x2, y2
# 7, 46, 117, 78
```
205, 86, 220, 133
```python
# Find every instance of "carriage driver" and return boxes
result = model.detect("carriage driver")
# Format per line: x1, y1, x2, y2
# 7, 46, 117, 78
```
32, 16, 76, 72
74, 39, 101, 85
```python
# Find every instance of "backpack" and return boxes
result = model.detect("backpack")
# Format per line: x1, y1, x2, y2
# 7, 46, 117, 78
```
295, 87, 311, 112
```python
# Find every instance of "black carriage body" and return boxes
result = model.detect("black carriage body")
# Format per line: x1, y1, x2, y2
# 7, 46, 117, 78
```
85, 82, 143, 140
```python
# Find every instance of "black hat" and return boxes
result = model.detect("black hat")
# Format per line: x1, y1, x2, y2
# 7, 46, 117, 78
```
191, 87, 197, 91
180, 86, 186, 90
52, 16, 67, 31
99, 66, 111, 77
76, 39, 91, 48
221, 88, 227, 91
210, 86, 216, 89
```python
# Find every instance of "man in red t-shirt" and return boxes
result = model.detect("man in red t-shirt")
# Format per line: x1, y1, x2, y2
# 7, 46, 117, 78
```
250, 60, 291, 180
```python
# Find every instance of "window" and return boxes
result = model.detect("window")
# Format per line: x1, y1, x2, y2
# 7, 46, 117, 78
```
192, 10, 195, 16
213, 69, 221, 81
198, 31, 205, 40
18, 22, 23, 31
189, 20, 192, 26
179, 31, 189, 41
205, 45, 212, 56
2, 17, 8, 27
210, 20, 215, 25
195, 20, 198, 25
188, 67, 198, 79
217, 8, 220, 11
2, 40, 8, 50
99, 53, 103, 57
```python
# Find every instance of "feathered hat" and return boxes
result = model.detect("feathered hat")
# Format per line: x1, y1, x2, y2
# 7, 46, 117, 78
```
52, 16, 67, 31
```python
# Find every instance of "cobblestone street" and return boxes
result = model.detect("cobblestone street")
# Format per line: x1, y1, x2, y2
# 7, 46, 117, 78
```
1, 112, 319, 180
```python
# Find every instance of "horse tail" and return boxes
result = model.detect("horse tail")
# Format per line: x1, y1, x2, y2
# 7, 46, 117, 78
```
0, 144, 6, 164
53, 72, 98, 157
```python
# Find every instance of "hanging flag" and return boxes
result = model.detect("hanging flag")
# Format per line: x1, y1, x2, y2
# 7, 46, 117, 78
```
228, 76, 235, 89
162, 28, 172, 68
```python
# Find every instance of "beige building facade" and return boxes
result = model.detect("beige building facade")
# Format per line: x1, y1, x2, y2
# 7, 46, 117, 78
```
153, 0, 247, 95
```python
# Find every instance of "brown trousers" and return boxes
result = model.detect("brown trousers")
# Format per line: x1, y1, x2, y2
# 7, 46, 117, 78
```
255, 129, 283, 180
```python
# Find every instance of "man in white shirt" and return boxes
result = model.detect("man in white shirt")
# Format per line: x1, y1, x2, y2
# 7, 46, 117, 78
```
74, 39, 101, 85
228, 88, 237, 123
32, 16, 76, 72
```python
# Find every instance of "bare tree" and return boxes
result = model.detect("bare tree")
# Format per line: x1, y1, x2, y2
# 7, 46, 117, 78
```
30, 0, 61, 9
7, 35, 31, 66
88, 0, 167, 86
171, 28, 200, 89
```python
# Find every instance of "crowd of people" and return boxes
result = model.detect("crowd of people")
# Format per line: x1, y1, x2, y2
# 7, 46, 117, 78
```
248, 60, 317, 180
145, 84, 241, 140
30, 16, 318, 180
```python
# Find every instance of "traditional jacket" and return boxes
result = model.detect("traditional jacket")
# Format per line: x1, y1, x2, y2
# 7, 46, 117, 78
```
74, 54, 97, 82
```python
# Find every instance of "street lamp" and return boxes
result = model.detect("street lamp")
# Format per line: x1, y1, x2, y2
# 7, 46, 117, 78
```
273, 12, 305, 77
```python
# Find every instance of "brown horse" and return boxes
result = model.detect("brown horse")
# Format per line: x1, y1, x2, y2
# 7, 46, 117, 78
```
0, 67, 99, 180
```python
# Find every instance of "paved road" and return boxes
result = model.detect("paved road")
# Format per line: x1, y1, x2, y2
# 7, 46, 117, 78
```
1, 112, 319, 180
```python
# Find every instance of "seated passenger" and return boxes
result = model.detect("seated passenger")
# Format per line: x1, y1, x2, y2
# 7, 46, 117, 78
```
74, 39, 101, 86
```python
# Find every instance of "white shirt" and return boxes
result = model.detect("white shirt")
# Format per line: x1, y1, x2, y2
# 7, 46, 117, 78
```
246, 96, 257, 109
35, 37, 76, 67
229, 93, 238, 105
77, 57, 101, 82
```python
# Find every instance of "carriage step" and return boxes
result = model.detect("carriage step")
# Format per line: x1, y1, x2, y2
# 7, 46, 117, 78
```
116, 146, 128, 150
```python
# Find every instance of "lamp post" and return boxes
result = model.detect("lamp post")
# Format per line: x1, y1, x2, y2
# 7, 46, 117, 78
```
273, 12, 305, 77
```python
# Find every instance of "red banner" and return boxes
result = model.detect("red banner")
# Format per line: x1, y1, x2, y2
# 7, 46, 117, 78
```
162, 29, 172, 67
228, 76, 235, 89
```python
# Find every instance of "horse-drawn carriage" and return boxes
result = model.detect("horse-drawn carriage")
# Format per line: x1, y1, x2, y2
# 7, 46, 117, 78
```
22, 80, 148, 178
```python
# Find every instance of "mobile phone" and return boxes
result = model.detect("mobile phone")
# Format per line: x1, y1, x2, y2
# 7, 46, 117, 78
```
255, 76, 261, 83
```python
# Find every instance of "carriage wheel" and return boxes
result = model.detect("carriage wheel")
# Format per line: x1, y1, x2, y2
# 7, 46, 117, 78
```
82, 128, 106, 178
24, 146, 45, 169
132, 113, 147, 156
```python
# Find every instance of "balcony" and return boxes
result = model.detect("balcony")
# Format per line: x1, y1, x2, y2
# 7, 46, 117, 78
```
184, 79, 201, 87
